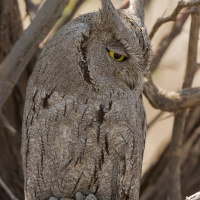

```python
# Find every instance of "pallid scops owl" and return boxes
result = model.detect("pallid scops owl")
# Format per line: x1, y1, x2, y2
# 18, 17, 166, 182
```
21, 0, 151, 199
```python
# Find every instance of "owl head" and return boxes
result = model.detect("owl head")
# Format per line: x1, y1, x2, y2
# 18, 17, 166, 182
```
80, 0, 151, 91
34, 0, 151, 93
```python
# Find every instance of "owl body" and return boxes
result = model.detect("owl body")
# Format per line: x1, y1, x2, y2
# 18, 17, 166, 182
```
22, 2, 151, 200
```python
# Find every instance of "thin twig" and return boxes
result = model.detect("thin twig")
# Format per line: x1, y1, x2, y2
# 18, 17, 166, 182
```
186, 191, 200, 200
0, 110, 17, 135
168, 5, 200, 200
0, 0, 69, 108
147, 111, 164, 130
46, 0, 86, 41
150, 0, 200, 39
118, 0, 129, 9
24, 0, 41, 19
0, 176, 19, 200
150, 7, 191, 71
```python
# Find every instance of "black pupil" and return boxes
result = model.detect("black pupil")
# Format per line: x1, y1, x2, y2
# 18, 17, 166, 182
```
113, 53, 122, 59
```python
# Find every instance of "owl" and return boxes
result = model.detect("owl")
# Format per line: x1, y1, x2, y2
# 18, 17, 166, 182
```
21, 0, 151, 200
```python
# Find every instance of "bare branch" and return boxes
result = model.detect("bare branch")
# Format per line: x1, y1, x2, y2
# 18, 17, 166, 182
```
169, 112, 185, 200
0, 176, 19, 200
24, 0, 41, 19
186, 192, 200, 200
118, 0, 129, 9
150, 0, 200, 39
143, 77, 200, 112
182, 7, 200, 88
0, 110, 17, 135
46, 0, 86, 40
0, 0, 69, 108
150, 7, 191, 71
147, 111, 164, 130
169, 5, 200, 200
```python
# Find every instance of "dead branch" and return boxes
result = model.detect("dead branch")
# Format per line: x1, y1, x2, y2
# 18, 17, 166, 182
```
0, 176, 19, 200
150, 7, 191, 71
150, 0, 200, 39
186, 192, 200, 200
0, 0, 69, 108
46, 0, 86, 41
147, 111, 164, 130
59, 0, 85, 29
169, 112, 185, 200
24, 0, 40, 15
0, 110, 16, 135
182, 6, 200, 88
168, 5, 200, 200
145, 1, 200, 113
118, 0, 129, 9
146, 7, 191, 129
143, 77, 200, 112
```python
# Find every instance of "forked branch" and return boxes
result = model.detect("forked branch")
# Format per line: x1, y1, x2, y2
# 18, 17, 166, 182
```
150, 0, 200, 39
168, 5, 200, 200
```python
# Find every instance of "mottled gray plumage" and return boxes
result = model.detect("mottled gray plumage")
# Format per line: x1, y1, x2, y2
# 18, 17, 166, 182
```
21, 0, 151, 200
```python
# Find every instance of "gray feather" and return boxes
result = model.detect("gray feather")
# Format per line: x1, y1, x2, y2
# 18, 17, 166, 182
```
22, 1, 151, 200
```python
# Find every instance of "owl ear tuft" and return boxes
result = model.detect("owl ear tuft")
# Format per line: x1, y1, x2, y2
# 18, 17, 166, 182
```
129, 0, 144, 24
97, 0, 121, 27
101, 0, 116, 12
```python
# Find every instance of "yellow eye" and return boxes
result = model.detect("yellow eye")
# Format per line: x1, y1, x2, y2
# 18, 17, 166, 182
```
109, 51, 126, 62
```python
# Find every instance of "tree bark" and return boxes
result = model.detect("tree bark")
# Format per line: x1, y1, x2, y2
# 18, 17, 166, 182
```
140, 107, 200, 200
0, 0, 31, 199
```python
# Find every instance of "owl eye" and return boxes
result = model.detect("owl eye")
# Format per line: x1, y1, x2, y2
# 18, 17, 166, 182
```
109, 51, 126, 62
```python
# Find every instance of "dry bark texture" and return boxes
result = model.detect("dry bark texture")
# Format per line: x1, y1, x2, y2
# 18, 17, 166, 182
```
21, 1, 151, 199
0, 0, 25, 199
0, 0, 22, 63
140, 106, 200, 200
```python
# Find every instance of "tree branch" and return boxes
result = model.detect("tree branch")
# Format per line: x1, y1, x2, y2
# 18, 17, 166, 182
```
0, 109, 17, 135
118, 0, 129, 9
150, 7, 191, 71
46, 0, 86, 40
143, 77, 200, 112
147, 111, 164, 130
186, 191, 200, 200
0, 0, 69, 108
0, 176, 19, 200
24, 0, 41, 19
168, 4, 200, 200
150, 0, 200, 39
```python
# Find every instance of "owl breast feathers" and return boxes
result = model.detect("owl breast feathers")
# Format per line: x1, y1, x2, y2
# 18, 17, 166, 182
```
21, 0, 151, 200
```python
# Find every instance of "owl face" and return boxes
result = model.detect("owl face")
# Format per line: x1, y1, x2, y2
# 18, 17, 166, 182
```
82, 7, 151, 91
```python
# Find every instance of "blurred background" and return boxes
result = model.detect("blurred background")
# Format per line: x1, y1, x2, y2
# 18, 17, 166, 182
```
0, 0, 200, 199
